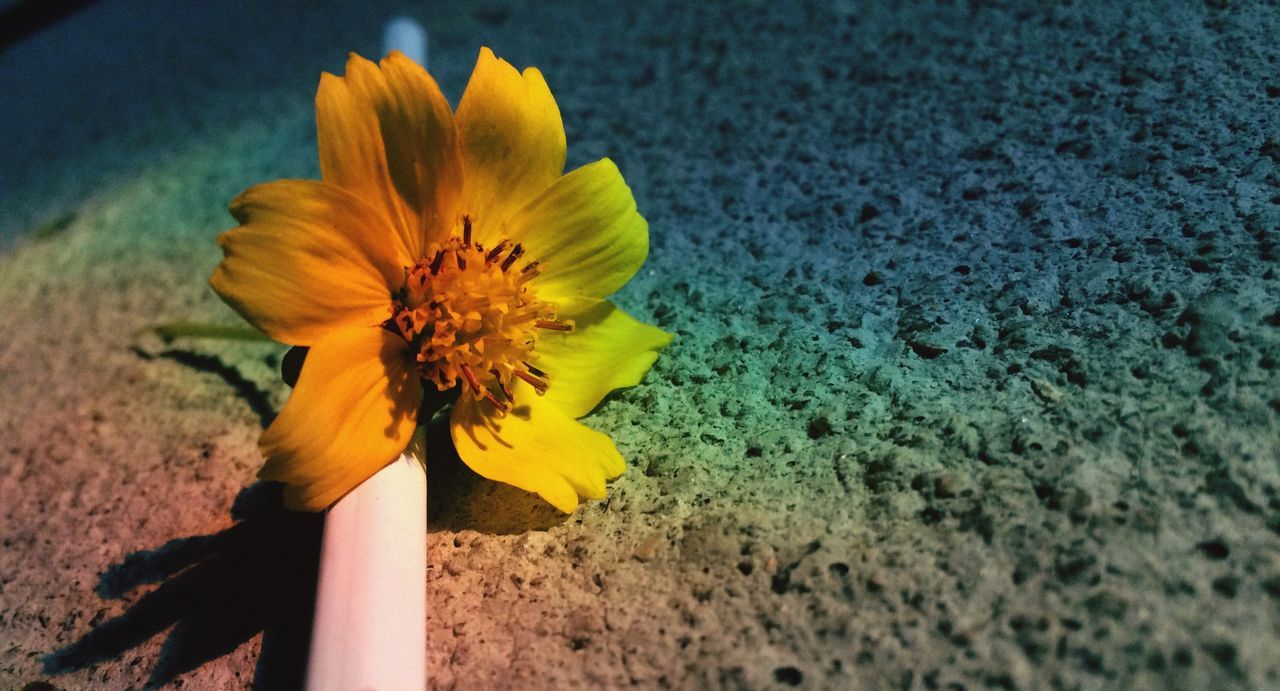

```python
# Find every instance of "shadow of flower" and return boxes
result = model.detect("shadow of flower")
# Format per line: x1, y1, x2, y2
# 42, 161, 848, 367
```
44, 483, 322, 688
43, 429, 570, 687
131, 345, 280, 429
44, 351, 577, 685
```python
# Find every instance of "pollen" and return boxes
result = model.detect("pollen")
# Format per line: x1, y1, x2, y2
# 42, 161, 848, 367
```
388, 217, 572, 412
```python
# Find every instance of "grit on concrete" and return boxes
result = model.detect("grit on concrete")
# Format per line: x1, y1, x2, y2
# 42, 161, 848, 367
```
2, 0, 1279, 689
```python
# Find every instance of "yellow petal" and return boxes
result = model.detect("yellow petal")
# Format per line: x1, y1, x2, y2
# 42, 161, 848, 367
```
259, 327, 420, 511
507, 158, 648, 299
535, 297, 672, 418
450, 386, 624, 513
211, 180, 405, 346
456, 47, 566, 244
317, 51, 462, 257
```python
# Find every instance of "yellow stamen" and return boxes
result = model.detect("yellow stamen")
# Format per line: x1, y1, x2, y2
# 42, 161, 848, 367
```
388, 224, 569, 409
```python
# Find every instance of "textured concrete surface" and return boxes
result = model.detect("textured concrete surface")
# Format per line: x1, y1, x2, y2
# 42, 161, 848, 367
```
2, 0, 1279, 689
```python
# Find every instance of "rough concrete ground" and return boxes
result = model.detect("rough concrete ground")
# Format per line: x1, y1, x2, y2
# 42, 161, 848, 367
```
2, 0, 1279, 688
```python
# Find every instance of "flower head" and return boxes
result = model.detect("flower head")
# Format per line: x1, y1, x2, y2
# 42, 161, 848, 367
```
210, 48, 671, 512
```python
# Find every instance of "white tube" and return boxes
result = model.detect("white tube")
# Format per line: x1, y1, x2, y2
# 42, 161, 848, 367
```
306, 431, 427, 691
383, 16, 428, 66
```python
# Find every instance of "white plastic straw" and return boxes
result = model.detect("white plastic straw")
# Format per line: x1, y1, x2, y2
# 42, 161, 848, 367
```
306, 431, 427, 690
383, 16, 428, 67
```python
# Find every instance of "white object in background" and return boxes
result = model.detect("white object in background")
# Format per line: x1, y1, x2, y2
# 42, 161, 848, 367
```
383, 16, 428, 66
306, 431, 427, 691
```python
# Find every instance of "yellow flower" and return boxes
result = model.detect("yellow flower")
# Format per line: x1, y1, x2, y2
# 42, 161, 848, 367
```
210, 48, 671, 512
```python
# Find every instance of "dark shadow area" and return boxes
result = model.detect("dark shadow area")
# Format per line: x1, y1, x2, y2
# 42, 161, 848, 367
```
44, 483, 322, 689
43, 355, 571, 685
0, 0, 99, 50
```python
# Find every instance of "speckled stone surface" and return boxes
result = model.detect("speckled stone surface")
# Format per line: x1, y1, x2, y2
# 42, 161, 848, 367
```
2, 0, 1278, 689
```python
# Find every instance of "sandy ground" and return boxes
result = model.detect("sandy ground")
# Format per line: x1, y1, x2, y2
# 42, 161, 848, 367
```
2, 0, 1279, 689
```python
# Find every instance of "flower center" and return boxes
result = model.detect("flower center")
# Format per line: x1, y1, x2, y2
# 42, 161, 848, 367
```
389, 217, 570, 413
